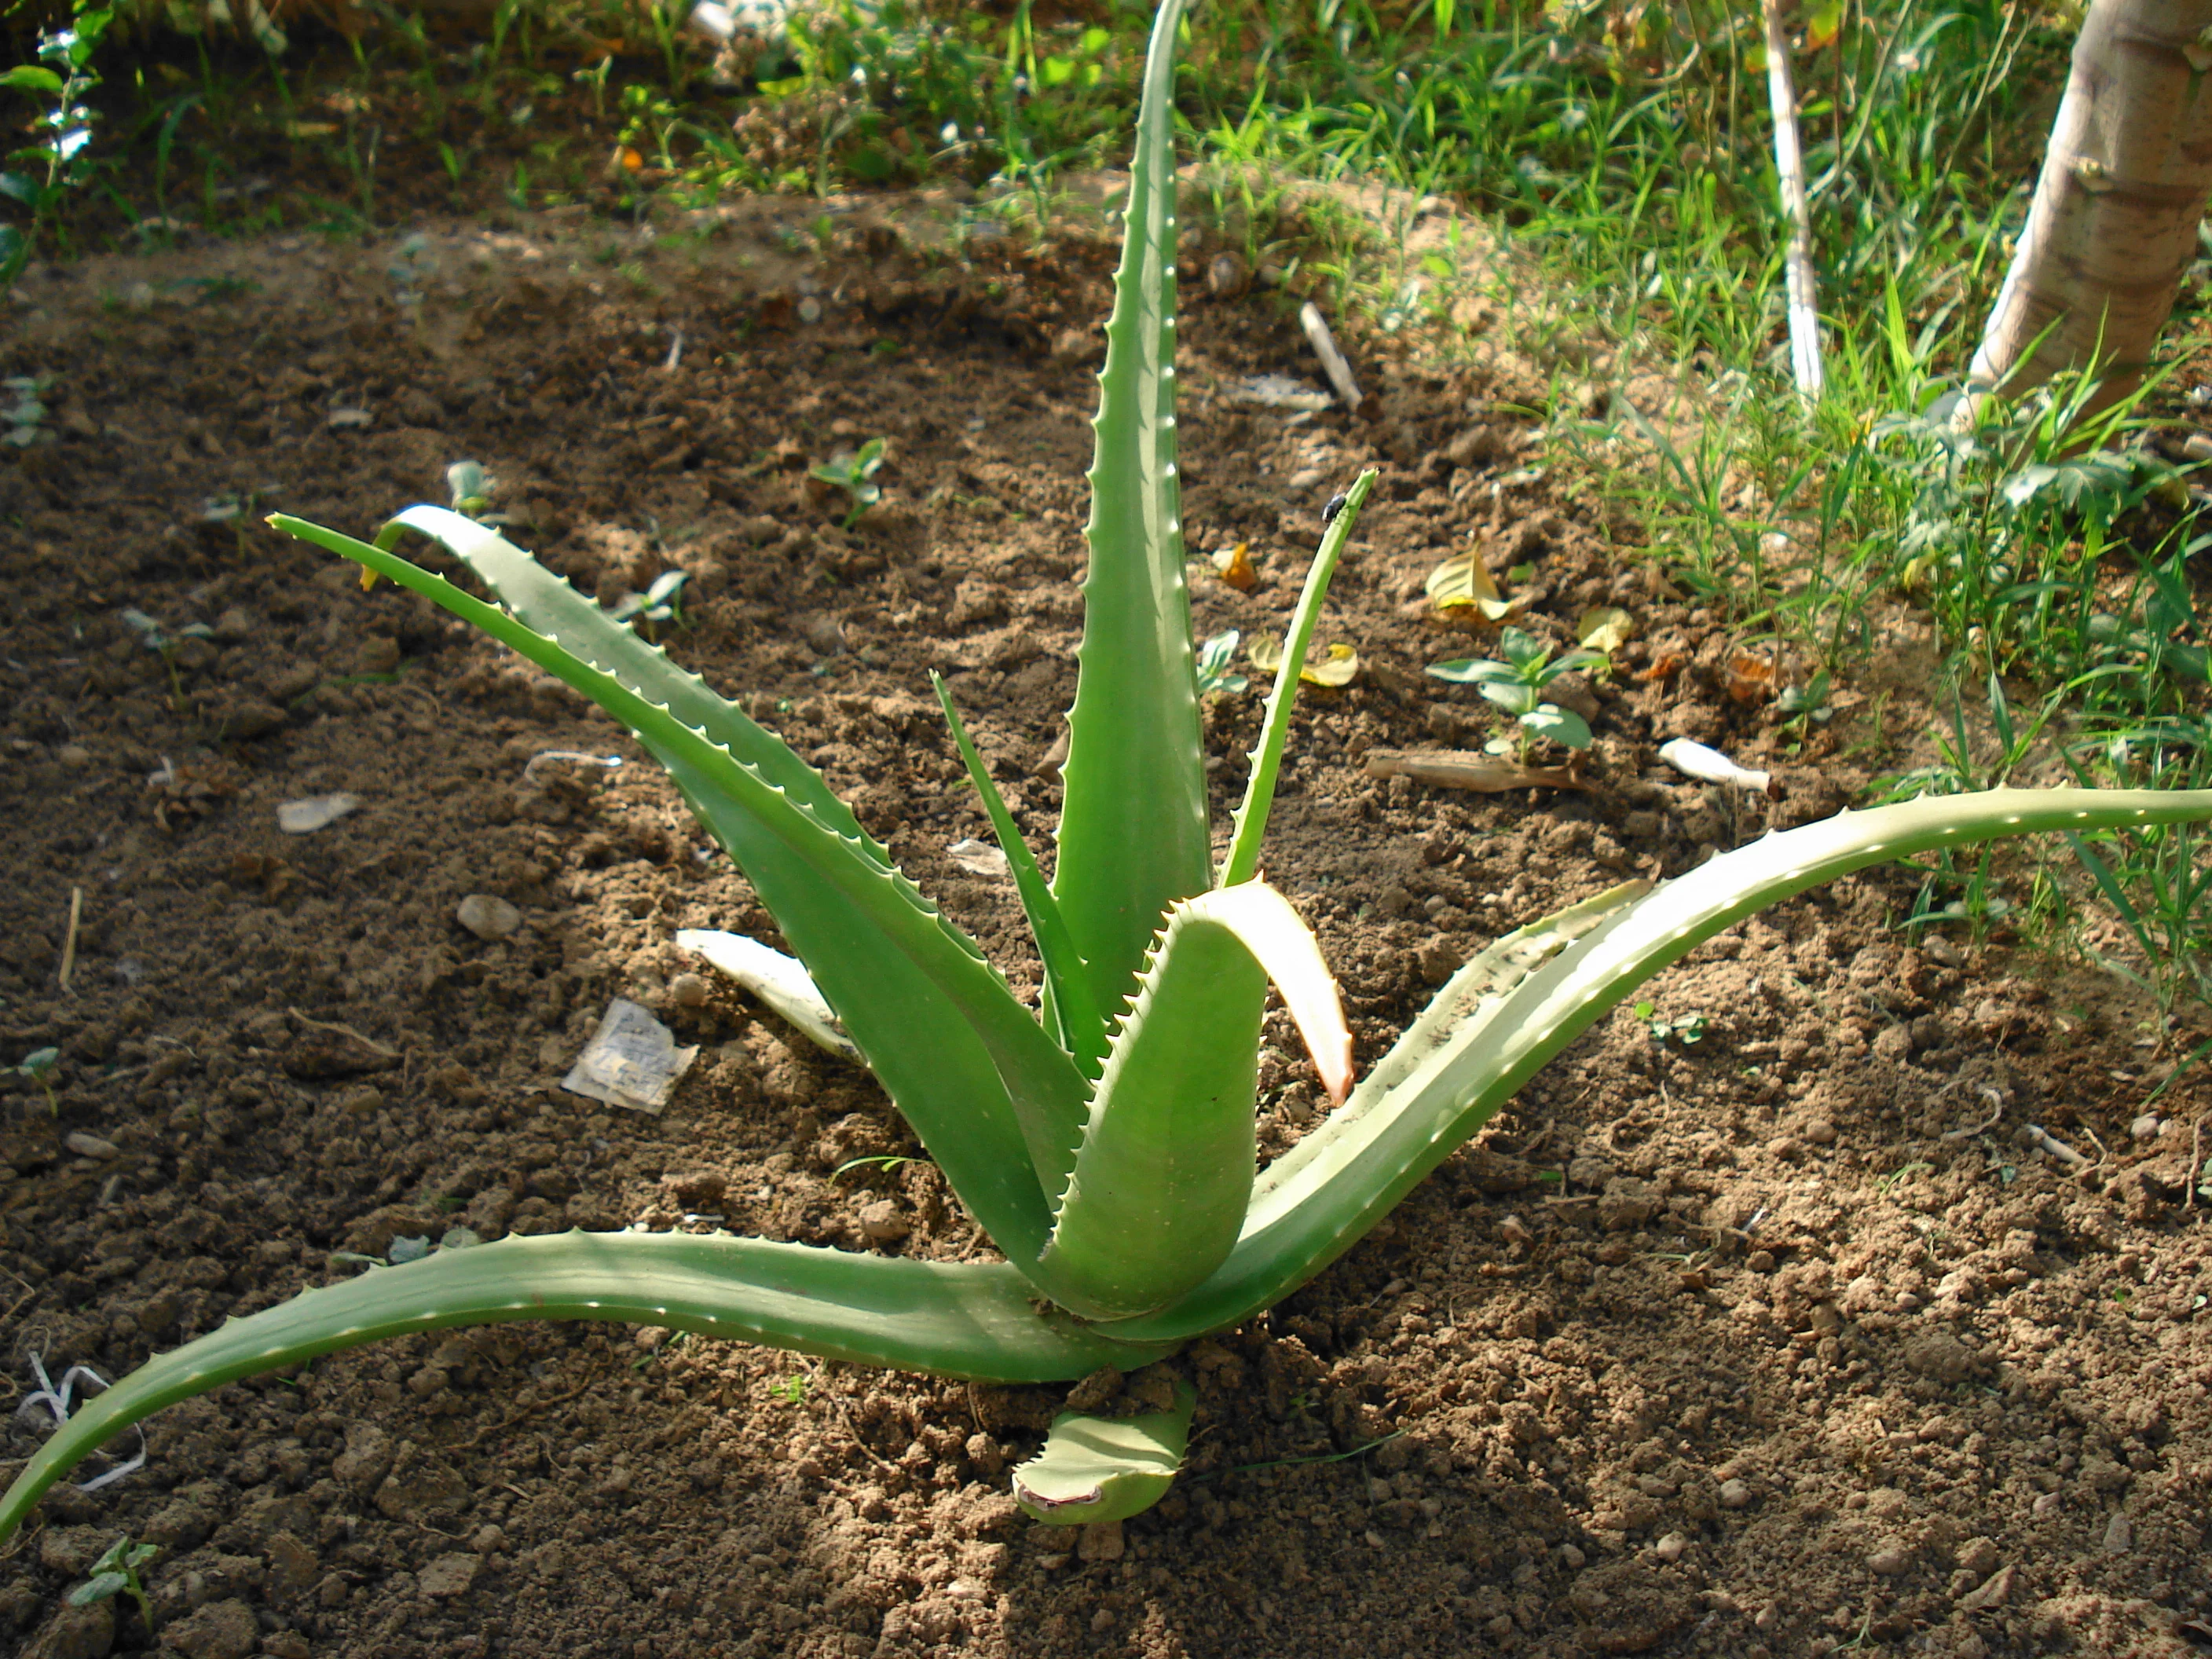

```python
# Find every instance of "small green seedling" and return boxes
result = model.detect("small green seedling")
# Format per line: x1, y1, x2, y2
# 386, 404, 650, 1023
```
808, 438, 888, 528
609, 569, 689, 639
1778, 668, 1835, 733
832, 1154, 916, 1180
119, 609, 213, 712
1196, 628, 1248, 694
1426, 626, 1607, 760
68, 1535, 157, 1630
16, 1047, 59, 1115
1633, 1002, 1706, 1045
446, 460, 493, 519
766, 1374, 810, 1404
2, 375, 50, 446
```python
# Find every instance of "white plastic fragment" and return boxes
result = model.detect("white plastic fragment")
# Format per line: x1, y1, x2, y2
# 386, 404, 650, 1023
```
16, 1353, 146, 1492
948, 837, 1012, 878
1657, 738, 1772, 793
1226, 374, 1332, 412
561, 998, 701, 1115
325, 407, 374, 430
276, 793, 361, 833
676, 929, 861, 1061
522, 750, 622, 786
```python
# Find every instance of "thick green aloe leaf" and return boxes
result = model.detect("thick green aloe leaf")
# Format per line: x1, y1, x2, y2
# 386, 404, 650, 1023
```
1035, 883, 1338, 1319
932, 672, 1107, 1079
1013, 1381, 1196, 1525
0, 1232, 1173, 1547
271, 514, 1086, 1269
1054, 0, 1210, 1052
1220, 470, 1378, 890
1107, 786, 2212, 1340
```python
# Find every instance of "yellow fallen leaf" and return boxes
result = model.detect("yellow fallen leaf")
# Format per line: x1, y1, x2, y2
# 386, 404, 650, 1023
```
1305, 643, 1360, 687
1213, 542, 1258, 591
1247, 634, 1359, 686
1423, 545, 1503, 609
1577, 606, 1635, 653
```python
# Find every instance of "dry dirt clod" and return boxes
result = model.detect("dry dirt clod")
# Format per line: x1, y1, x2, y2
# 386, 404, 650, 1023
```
1078, 1519, 1125, 1562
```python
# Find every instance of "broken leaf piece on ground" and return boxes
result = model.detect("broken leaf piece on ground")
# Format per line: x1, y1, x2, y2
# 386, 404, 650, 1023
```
276, 793, 359, 833
1424, 545, 1515, 621
561, 998, 700, 1114
675, 928, 862, 1060
1361, 749, 1590, 793
1577, 606, 1636, 652
1211, 542, 1257, 591
947, 837, 1013, 878
1658, 738, 1774, 793
1012, 1382, 1196, 1525
1248, 634, 1361, 686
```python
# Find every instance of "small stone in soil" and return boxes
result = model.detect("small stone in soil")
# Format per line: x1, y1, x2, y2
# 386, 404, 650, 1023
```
858, 1199, 910, 1243
669, 971, 712, 1007
1654, 1533, 1686, 1562
1718, 1479, 1751, 1509
456, 892, 523, 940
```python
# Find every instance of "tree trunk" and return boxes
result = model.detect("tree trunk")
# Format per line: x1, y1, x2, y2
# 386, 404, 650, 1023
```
1961, 0, 2212, 423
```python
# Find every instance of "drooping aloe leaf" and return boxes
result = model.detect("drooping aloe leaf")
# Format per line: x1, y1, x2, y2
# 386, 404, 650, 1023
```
1220, 469, 1378, 891
1012, 1381, 1196, 1525
0, 1232, 1173, 1545
1054, 0, 1210, 1053
932, 672, 1107, 1078
1108, 786, 2212, 1340
271, 515, 1087, 1270
1034, 883, 1329, 1319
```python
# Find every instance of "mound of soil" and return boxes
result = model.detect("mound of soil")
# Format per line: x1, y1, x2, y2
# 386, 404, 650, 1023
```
2, 208, 2208, 1659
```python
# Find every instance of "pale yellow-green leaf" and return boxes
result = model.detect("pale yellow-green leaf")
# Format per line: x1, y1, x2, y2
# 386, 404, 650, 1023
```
1576, 606, 1635, 654
1423, 546, 1502, 609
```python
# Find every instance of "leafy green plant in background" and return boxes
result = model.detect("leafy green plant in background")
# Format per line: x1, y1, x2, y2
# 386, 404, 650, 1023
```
68, 1536, 156, 1631
12, 0, 2212, 1544
808, 435, 887, 528
14, 1047, 60, 1116
2, 0, 113, 287
1426, 626, 1606, 760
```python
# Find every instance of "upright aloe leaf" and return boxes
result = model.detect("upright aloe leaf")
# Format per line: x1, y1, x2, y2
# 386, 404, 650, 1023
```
1101, 786, 2212, 1341
0, 1233, 1174, 1545
1034, 883, 1340, 1320
1054, 0, 1209, 1048
273, 515, 1086, 1270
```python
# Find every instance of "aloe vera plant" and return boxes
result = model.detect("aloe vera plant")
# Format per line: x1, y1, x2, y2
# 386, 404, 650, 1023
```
9, 0, 2212, 1546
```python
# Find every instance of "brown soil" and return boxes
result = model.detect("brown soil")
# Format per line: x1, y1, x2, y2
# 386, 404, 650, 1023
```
2, 204, 2209, 1659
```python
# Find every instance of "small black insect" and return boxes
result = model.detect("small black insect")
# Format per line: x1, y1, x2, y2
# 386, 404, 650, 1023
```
1321, 492, 1349, 526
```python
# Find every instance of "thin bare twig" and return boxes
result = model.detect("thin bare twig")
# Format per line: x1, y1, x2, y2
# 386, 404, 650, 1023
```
57, 887, 82, 993
1760, 0, 1825, 401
